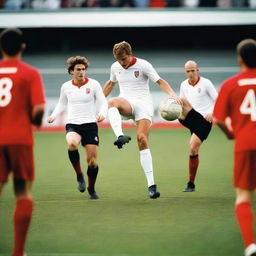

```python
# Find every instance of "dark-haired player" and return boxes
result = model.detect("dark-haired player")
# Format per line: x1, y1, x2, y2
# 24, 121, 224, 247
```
213, 39, 256, 256
0, 28, 45, 256
48, 56, 107, 199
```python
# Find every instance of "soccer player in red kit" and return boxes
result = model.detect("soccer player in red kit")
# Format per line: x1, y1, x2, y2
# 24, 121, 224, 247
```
0, 28, 45, 256
213, 39, 256, 256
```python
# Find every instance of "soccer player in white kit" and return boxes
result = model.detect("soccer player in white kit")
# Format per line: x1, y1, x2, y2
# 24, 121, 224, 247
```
103, 41, 180, 199
48, 56, 108, 199
178, 60, 218, 192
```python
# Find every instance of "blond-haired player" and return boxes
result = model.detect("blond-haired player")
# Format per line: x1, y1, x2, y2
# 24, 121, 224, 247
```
103, 41, 180, 199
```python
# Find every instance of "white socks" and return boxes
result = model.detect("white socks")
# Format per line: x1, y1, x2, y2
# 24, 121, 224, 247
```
108, 107, 155, 187
140, 149, 155, 187
108, 107, 124, 138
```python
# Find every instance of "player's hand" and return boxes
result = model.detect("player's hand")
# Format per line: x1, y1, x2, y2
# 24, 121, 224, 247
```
97, 115, 105, 122
47, 117, 54, 123
204, 113, 213, 123
226, 132, 234, 140
170, 95, 183, 106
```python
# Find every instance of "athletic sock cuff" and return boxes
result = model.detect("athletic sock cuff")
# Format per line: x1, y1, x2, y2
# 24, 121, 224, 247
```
236, 201, 251, 208
140, 149, 150, 155
190, 154, 199, 159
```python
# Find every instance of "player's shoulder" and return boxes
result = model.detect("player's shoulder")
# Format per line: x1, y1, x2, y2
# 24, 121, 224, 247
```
180, 79, 189, 86
222, 72, 242, 87
88, 77, 100, 86
219, 73, 242, 93
62, 80, 72, 88
20, 61, 40, 74
111, 61, 120, 69
136, 57, 151, 66
200, 76, 213, 84
0, 60, 40, 75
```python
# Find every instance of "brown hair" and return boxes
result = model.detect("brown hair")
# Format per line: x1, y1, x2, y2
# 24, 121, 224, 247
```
67, 56, 89, 74
113, 41, 132, 58
237, 39, 256, 68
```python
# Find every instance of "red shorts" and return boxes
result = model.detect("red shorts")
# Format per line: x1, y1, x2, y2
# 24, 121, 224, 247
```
234, 150, 256, 190
0, 145, 35, 183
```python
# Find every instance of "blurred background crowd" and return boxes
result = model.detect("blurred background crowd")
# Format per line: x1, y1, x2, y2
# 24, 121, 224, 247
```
1, 0, 255, 10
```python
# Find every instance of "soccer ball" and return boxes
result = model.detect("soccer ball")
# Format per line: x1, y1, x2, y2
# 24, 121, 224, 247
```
159, 98, 182, 121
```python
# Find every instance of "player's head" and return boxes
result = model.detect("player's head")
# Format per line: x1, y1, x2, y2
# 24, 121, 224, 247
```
237, 39, 256, 69
67, 56, 89, 74
113, 41, 132, 58
113, 41, 133, 69
0, 28, 25, 57
184, 60, 199, 81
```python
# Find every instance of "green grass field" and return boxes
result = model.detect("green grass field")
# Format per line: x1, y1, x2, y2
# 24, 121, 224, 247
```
0, 127, 250, 256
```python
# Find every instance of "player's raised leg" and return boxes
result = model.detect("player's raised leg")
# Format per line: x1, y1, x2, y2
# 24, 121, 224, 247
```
137, 119, 160, 199
85, 144, 99, 199
66, 131, 85, 192
108, 98, 132, 149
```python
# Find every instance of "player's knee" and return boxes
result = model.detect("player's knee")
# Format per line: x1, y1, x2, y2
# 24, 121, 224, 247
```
68, 141, 79, 150
108, 100, 118, 108
181, 97, 191, 107
13, 179, 27, 197
180, 98, 192, 115
137, 134, 148, 148
235, 189, 253, 205
189, 143, 199, 155
87, 156, 97, 167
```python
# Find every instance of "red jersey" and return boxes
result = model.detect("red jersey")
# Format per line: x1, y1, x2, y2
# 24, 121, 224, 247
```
213, 68, 256, 152
0, 60, 45, 145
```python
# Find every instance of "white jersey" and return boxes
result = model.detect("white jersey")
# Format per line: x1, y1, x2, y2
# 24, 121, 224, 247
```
110, 57, 160, 104
180, 76, 218, 116
50, 78, 108, 124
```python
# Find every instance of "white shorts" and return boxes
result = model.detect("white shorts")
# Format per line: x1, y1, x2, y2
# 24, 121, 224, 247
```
121, 97, 153, 123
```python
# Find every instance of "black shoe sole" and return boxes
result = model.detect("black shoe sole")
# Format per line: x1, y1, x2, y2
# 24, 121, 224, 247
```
149, 192, 160, 199
78, 187, 86, 193
114, 136, 131, 149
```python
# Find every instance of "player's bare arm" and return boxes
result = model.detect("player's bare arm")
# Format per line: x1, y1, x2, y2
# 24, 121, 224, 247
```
96, 115, 105, 122
156, 78, 182, 105
214, 119, 234, 139
32, 103, 45, 126
103, 80, 116, 97
47, 116, 54, 123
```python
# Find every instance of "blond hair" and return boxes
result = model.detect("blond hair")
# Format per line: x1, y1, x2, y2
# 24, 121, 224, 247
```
113, 41, 132, 58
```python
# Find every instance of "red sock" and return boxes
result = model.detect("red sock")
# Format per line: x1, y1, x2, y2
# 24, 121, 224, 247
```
189, 155, 199, 183
13, 197, 33, 256
235, 202, 255, 247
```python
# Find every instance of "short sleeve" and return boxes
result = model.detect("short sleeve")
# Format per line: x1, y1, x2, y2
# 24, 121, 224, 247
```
110, 63, 117, 83
30, 68, 45, 106
213, 82, 230, 121
142, 60, 160, 83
